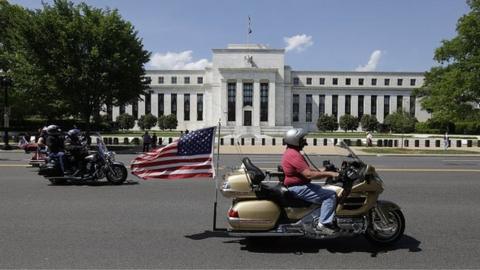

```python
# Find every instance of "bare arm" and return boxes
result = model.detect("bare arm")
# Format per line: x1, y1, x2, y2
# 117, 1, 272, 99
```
301, 167, 339, 180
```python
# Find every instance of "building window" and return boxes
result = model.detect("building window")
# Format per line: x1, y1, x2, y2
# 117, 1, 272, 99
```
410, 96, 416, 116
397, 78, 403, 86
410, 79, 416, 86
260, 83, 268, 122
197, 77, 203, 84
132, 102, 138, 119
346, 78, 351, 85
197, 94, 203, 121
171, 76, 177, 84
306, 77, 312, 85
184, 77, 190, 84
319, 95, 325, 116
384, 95, 390, 118
306, 95, 312, 122
293, 77, 300, 85
243, 83, 253, 107
372, 78, 377, 86
397, 96, 403, 111
158, 76, 164, 84
107, 104, 112, 120
227, 83, 236, 121
145, 92, 151, 114
293, 94, 299, 122
333, 78, 338, 85
319, 78, 325, 85
158, 94, 164, 116
358, 78, 364, 86
144, 76, 151, 84
332, 95, 338, 118
371, 95, 377, 116
184, 94, 190, 121
384, 78, 390, 86
345, 95, 351, 115
171, 93, 177, 116
358, 95, 364, 119
119, 105, 125, 115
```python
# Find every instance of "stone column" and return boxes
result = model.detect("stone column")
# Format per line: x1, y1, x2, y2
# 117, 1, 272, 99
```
151, 92, 159, 117
351, 95, 359, 117
178, 94, 184, 126
191, 93, 197, 123
325, 94, 333, 115
236, 81, 243, 127
299, 94, 306, 123
338, 95, 346, 121
165, 93, 171, 115
126, 104, 133, 115
312, 95, 319, 125
253, 80, 260, 126
112, 106, 120, 121
364, 94, 371, 116
268, 81, 276, 126
404, 95, 410, 114
377, 95, 385, 123
139, 95, 146, 117
390, 95, 398, 113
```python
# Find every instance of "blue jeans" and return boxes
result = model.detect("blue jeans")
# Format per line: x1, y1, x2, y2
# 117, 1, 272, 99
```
288, 183, 337, 225
49, 152, 65, 173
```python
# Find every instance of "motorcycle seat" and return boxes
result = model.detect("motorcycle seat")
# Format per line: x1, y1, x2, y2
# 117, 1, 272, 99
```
259, 182, 312, 208
242, 157, 265, 185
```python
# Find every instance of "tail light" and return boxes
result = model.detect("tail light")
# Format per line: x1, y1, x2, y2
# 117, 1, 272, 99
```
228, 208, 239, 218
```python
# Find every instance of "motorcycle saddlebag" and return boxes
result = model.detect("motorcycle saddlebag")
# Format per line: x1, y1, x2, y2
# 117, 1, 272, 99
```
228, 200, 280, 231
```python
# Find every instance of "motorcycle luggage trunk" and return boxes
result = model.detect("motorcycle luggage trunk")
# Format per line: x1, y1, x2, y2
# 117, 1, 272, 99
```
228, 200, 280, 231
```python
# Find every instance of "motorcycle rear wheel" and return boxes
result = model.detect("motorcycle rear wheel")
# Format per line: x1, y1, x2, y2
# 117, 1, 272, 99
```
106, 164, 127, 185
364, 208, 405, 246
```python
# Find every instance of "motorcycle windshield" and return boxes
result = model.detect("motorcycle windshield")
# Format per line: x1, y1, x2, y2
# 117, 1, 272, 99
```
334, 140, 364, 165
95, 135, 108, 158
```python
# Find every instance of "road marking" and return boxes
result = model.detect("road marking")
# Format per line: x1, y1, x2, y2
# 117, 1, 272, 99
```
0, 164, 31, 167
442, 159, 480, 162
256, 167, 480, 173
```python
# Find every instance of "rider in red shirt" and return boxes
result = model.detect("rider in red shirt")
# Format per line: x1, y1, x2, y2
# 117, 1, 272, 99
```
281, 128, 339, 234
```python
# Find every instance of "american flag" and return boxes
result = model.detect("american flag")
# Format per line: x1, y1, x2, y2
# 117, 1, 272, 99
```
131, 127, 216, 180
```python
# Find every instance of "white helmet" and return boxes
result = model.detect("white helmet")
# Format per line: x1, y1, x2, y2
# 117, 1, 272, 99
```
284, 128, 308, 146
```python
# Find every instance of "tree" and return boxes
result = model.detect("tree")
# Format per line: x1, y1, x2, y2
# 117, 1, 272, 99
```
157, 115, 167, 130
384, 111, 417, 133
116, 113, 134, 130
339, 115, 359, 132
415, 0, 480, 123
137, 113, 157, 130
164, 114, 178, 131
316, 114, 338, 132
16, 0, 150, 128
360, 114, 379, 131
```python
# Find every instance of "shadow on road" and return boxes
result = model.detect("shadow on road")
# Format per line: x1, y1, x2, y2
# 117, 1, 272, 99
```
185, 231, 421, 256
47, 179, 139, 186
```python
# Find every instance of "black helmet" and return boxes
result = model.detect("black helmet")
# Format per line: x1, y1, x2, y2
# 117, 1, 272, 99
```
67, 128, 81, 138
46, 125, 60, 135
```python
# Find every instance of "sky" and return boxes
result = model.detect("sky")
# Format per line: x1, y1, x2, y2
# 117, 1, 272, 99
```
9, 0, 470, 72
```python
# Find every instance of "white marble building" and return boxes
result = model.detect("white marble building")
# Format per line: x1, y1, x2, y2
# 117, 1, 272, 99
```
111, 44, 429, 134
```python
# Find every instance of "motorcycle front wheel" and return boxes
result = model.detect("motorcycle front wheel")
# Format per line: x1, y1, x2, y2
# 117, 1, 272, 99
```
364, 208, 405, 246
106, 164, 128, 185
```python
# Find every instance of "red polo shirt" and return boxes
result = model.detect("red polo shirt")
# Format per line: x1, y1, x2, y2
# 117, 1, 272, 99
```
281, 147, 311, 187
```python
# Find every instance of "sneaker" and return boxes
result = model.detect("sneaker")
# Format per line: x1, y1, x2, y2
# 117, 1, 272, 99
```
315, 223, 337, 235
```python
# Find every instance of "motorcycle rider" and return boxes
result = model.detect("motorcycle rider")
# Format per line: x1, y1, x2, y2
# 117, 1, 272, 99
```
46, 125, 65, 175
281, 128, 339, 234
65, 128, 88, 176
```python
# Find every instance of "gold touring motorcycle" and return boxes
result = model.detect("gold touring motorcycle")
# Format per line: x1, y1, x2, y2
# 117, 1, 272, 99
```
220, 142, 405, 246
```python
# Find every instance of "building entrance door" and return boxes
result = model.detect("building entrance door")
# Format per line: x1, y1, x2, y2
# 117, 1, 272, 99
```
244, 111, 252, 126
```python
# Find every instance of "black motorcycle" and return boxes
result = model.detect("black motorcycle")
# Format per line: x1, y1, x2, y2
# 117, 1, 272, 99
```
39, 135, 128, 185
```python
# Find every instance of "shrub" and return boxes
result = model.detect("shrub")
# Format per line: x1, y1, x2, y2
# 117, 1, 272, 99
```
138, 113, 158, 130
360, 114, 379, 132
116, 113, 135, 130
384, 111, 417, 133
339, 115, 359, 132
316, 114, 338, 132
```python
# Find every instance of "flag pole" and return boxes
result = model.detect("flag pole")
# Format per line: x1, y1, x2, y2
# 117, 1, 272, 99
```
213, 119, 224, 231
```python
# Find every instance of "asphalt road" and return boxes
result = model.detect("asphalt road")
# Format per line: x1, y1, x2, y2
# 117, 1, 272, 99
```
1, 151, 480, 269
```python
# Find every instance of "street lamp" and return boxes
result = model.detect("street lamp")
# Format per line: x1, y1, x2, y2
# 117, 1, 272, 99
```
0, 71, 13, 150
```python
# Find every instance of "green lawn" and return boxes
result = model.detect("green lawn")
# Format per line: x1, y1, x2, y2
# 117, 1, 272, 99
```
360, 147, 479, 155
